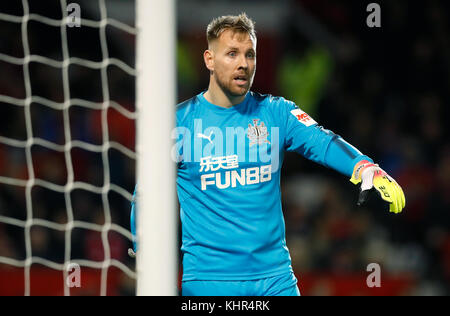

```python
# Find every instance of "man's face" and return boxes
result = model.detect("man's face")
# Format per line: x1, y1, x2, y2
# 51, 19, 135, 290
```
207, 29, 256, 97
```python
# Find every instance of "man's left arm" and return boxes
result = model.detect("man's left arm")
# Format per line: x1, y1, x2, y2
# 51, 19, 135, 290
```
280, 98, 405, 213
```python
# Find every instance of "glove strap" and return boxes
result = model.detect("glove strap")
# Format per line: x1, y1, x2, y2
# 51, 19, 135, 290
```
350, 160, 378, 185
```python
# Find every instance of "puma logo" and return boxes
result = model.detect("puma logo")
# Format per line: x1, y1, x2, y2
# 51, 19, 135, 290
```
197, 131, 214, 145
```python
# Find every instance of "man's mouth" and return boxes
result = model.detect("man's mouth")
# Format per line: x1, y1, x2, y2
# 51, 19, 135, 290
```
234, 76, 248, 85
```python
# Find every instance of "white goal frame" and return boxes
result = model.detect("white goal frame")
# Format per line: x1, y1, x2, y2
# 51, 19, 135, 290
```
135, 0, 178, 296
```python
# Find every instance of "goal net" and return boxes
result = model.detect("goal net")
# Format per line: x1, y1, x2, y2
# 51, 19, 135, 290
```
0, 0, 177, 296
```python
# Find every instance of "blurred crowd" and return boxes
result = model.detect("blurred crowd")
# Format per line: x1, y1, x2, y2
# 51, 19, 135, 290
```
279, 0, 450, 295
0, 0, 449, 295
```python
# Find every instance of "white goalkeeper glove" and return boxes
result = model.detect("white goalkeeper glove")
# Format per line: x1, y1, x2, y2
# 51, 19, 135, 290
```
350, 160, 406, 214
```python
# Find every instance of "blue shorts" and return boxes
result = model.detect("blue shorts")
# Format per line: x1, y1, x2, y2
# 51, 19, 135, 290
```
182, 272, 300, 296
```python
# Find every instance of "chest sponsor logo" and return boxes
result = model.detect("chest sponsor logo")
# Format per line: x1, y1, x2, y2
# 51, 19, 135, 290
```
199, 154, 272, 191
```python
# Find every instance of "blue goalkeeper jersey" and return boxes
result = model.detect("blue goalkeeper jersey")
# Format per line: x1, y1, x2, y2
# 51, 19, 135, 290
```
175, 91, 372, 281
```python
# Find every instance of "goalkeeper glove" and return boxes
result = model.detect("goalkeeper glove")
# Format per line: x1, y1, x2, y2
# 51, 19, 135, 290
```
350, 160, 406, 214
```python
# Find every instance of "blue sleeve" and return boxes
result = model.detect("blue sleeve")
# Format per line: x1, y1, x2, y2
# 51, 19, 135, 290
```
281, 98, 372, 177
130, 186, 138, 252
322, 132, 373, 177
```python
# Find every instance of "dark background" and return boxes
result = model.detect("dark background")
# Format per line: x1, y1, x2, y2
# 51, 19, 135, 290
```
0, 0, 449, 295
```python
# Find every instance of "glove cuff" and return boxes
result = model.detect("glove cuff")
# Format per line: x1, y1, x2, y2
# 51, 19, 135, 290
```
350, 160, 377, 185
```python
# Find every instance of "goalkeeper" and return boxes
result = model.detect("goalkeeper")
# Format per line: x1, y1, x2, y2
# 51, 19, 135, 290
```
131, 13, 405, 296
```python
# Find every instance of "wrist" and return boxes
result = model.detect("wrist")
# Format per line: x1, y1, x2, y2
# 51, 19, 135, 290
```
350, 160, 378, 185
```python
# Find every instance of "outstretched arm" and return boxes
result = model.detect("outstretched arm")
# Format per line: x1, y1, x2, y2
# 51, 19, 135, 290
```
281, 98, 405, 214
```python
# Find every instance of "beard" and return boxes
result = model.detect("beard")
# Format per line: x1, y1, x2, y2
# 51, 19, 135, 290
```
214, 70, 254, 97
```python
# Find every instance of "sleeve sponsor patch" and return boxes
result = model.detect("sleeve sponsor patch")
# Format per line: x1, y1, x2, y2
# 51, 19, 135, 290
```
290, 109, 317, 127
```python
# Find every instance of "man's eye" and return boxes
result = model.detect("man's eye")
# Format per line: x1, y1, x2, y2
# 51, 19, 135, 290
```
247, 53, 255, 58
228, 52, 236, 57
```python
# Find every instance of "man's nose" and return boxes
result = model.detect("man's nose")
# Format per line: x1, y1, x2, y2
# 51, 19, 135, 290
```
237, 54, 248, 70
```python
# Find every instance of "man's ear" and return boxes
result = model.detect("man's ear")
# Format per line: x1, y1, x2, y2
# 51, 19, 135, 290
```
204, 49, 214, 72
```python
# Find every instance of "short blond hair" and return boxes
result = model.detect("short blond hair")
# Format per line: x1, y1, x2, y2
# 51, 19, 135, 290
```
206, 13, 256, 45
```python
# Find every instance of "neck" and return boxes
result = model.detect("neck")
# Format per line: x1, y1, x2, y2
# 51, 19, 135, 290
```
204, 77, 247, 108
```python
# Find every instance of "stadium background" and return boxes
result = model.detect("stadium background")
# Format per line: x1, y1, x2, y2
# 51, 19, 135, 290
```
0, 0, 449, 295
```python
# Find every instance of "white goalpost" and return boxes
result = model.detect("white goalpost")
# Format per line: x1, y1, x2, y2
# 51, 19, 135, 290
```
0, 0, 177, 296
135, 0, 178, 296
